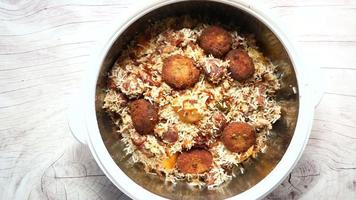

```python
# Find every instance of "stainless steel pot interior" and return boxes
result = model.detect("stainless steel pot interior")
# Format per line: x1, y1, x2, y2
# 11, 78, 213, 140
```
95, 1, 299, 199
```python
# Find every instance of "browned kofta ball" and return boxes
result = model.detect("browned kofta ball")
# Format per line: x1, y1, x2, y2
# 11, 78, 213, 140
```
198, 26, 232, 58
129, 99, 159, 135
221, 122, 256, 153
176, 149, 213, 174
162, 55, 200, 90
225, 49, 255, 81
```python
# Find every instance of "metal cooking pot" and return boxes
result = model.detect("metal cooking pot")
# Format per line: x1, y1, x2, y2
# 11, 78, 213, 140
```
69, 0, 322, 199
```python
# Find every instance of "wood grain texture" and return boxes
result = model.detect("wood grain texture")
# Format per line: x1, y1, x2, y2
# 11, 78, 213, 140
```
0, 0, 355, 199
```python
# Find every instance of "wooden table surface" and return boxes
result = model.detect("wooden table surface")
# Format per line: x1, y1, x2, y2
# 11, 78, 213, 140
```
1, 0, 355, 199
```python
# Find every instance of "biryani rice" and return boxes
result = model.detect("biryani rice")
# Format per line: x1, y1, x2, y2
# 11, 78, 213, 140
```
102, 17, 281, 189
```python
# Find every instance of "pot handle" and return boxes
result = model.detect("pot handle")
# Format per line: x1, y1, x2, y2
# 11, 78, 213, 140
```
67, 94, 87, 144
66, 1, 154, 144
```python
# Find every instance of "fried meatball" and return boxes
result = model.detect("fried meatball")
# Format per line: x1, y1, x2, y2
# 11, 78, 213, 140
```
129, 99, 159, 135
225, 49, 255, 81
162, 55, 200, 90
176, 149, 213, 174
221, 122, 256, 153
198, 26, 232, 57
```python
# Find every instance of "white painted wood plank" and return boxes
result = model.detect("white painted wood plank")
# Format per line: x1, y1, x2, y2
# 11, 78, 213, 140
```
0, 0, 355, 199
295, 42, 356, 69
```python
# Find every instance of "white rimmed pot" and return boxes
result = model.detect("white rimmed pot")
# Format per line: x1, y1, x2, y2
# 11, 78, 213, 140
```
68, 0, 323, 199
